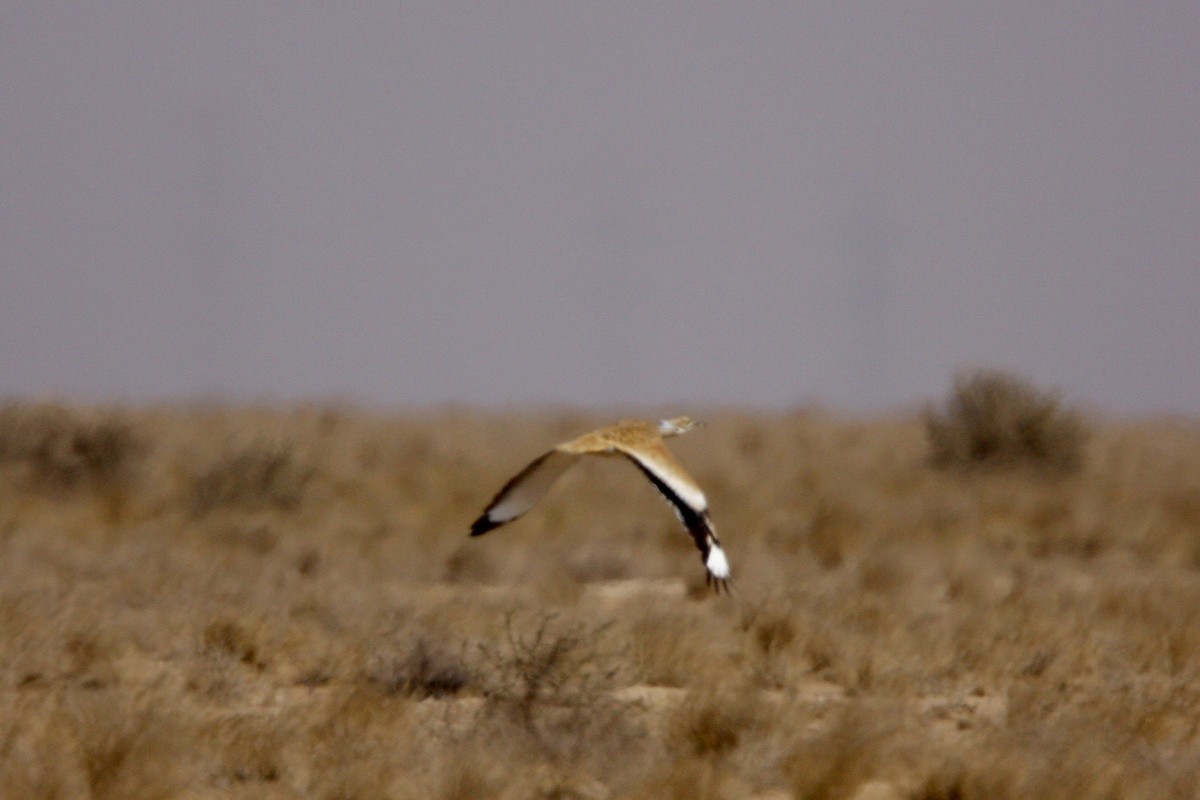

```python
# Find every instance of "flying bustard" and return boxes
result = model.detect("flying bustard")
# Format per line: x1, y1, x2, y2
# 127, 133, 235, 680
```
470, 417, 731, 592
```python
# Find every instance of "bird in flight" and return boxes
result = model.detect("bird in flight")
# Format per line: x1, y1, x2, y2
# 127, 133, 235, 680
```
470, 417, 731, 592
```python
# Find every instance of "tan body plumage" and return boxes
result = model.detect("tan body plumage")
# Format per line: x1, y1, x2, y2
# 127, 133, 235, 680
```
469, 417, 731, 592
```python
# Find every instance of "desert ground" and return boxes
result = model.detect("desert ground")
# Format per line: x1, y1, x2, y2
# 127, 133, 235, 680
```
2, 387, 1199, 798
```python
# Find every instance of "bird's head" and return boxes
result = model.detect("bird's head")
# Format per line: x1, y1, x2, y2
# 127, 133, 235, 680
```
657, 416, 701, 437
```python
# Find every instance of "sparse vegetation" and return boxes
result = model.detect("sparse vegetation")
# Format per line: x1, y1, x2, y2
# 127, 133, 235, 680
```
1, 402, 1199, 798
670, 686, 761, 758
0, 401, 146, 493
202, 618, 265, 668
925, 369, 1088, 473
369, 635, 471, 698
476, 611, 633, 766
188, 439, 311, 514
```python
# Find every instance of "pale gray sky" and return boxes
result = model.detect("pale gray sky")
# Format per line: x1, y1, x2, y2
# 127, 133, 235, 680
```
3, 3, 1198, 412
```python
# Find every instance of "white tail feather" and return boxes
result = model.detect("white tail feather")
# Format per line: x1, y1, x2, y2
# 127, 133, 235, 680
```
706, 545, 731, 580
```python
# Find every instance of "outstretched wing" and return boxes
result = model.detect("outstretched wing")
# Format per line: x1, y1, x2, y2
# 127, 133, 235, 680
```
470, 449, 578, 536
616, 442, 731, 591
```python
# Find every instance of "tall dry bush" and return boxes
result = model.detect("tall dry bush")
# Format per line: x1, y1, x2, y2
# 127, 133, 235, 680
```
476, 612, 631, 765
924, 369, 1087, 473
0, 402, 147, 493
188, 440, 311, 515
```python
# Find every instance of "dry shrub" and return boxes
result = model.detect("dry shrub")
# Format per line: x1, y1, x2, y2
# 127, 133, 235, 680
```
0, 402, 146, 493
918, 713, 1199, 800
477, 611, 630, 764
62, 630, 120, 689
304, 686, 416, 797
741, 604, 798, 659
668, 686, 761, 759
739, 601, 800, 688
784, 704, 908, 800
628, 609, 722, 687
368, 635, 472, 698
925, 369, 1087, 473
0, 699, 80, 796
189, 440, 311, 515
479, 612, 619, 708
201, 716, 289, 788
65, 693, 187, 800
201, 618, 266, 669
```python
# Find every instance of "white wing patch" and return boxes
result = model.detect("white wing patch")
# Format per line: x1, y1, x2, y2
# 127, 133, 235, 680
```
621, 446, 708, 515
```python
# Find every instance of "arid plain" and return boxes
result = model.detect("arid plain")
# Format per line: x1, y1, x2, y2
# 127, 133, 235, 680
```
2, 388, 1199, 798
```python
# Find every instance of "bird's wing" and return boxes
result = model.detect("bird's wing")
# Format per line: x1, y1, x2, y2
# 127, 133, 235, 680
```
470, 449, 578, 536
615, 442, 732, 590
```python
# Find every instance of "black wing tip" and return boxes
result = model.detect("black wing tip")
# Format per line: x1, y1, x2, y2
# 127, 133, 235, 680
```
470, 516, 500, 537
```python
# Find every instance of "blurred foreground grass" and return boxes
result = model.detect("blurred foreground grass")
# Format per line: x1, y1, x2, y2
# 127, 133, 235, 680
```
1, 400, 1199, 799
